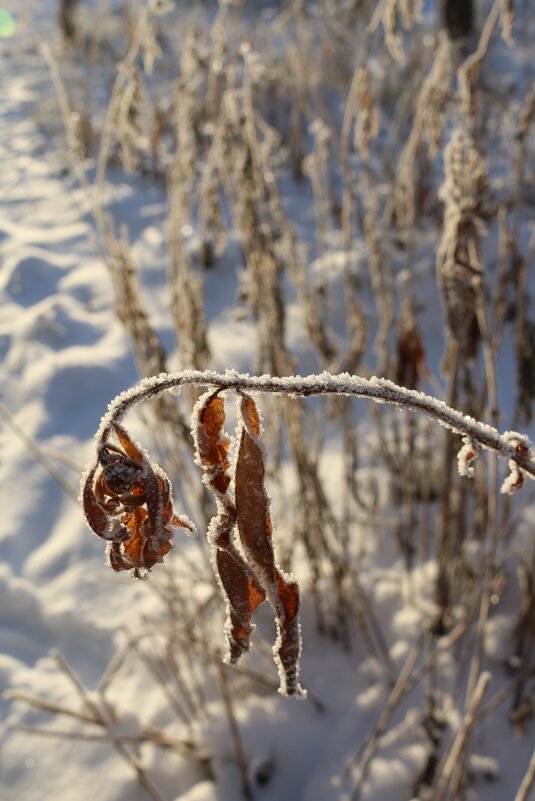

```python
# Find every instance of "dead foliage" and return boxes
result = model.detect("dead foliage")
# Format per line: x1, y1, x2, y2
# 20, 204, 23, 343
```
82, 423, 195, 578
193, 390, 305, 697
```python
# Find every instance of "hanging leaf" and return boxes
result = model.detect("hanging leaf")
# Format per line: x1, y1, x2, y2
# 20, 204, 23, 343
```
193, 390, 266, 662
194, 391, 231, 496
235, 394, 305, 697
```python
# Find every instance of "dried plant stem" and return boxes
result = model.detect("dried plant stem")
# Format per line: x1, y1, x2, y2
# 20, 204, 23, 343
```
464, 257, 500, 703
432, 671, 491, 801
479, 661, 535, 725
514, 745, 535, 801
134, 641, 191, 726
347, 635, 425, 801
0, 404, 79, 502
214, 657, 253, 800
40, 44, 88, 178
51, 650, 169, 801
13, 723, 206, 760
94, 7, 146, 234
144, 619, 326, 712
458, 0, 502, 127
4, 690, 100, 725
95, 370, 535, 482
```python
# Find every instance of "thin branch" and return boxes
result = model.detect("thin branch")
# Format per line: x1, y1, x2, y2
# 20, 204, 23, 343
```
0, 404, 79, 503
514, 744, 535, 801
92, 370, 535, 481
347, 635, 425, 801
433, 672, 492, 801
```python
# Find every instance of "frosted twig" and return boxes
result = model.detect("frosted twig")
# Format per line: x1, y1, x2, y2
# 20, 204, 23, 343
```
93, 370, 535, 482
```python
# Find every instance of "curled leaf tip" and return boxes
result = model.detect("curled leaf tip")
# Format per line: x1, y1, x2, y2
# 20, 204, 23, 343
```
83, 426, 189, 576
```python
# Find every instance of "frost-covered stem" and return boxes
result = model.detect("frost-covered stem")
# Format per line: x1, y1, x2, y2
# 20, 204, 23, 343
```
96, 370, 535, 481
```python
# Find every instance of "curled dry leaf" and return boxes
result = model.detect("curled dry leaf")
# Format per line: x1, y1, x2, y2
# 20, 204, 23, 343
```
235, 394, 305, 697
194, 391, 266, 664
82, 423, 194, 578
193, 390, 305, 696
500, 433, 533, 495
457, 435, 479, 478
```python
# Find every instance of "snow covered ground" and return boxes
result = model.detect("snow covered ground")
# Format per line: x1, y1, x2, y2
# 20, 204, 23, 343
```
1, 2, 535, 801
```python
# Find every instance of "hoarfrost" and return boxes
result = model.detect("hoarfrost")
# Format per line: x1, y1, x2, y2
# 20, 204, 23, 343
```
457, 436, 479, 477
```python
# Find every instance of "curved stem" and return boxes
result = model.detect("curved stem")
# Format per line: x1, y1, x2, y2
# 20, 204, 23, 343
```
95, 369, 535, 481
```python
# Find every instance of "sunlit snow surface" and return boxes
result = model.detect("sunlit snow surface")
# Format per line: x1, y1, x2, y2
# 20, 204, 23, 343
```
1, 3, 535, 801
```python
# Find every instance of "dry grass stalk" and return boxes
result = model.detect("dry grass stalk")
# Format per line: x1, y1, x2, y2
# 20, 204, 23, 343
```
109, 235, 168, 378
168, 82, 210, 371
511, 87, 535, 409
514, 744, 535, 801
305, 117, 332, 263
499, 0, 515, 47
390, 32, 452, 227
518, 81, 535, 144
431, 671, 491, 801
5, 647, 210, 801
458, 0, 502, 130
352, 66, 380, 161
213, 658, 254, 801
0, 403, 79, 502
94, 7, 151, 229
105, 233, 197, 507
364, 189, 393, 376
7, 650, 186, 801
380, 0, 423, 62
347, 635, 425, 800
110, 65, 147, 173
511, 554, 535, 714
436, 128, 488, 360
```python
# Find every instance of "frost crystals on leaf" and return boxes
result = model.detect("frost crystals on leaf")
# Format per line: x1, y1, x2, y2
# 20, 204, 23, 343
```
193, 390, 305, 697
82, 423, 195, 578
500, 432, 532, 495
457, 436, 479, 478
235, 394, 305, 698
193, 390, 266, 664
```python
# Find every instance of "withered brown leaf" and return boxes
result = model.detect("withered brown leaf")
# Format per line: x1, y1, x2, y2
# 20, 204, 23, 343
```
235, 394, 304, 697
194, 390, 267, 663
83, 423, 194, 577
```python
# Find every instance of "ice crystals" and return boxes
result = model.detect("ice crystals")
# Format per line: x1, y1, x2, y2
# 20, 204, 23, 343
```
500, 432, 532, 495
457, 436, 478, 478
